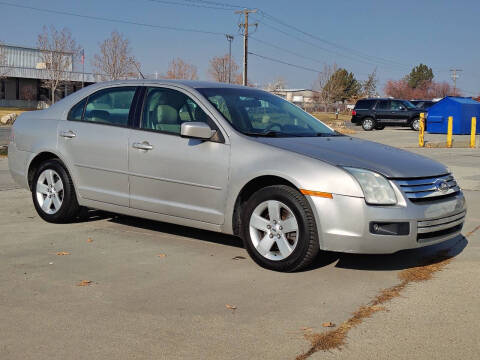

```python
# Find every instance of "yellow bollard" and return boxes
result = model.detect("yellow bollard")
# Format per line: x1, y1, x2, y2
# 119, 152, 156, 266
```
419, 113, 425, 147
447, 116, 453, 148
471, 117, 477, 148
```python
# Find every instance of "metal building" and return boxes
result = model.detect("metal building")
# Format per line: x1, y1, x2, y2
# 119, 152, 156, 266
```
0, 43, 100, 108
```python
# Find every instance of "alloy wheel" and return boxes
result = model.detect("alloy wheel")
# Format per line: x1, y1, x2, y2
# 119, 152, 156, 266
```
363, 118, 374, 130
249, 200, 299, 261
36, 169, 64, 215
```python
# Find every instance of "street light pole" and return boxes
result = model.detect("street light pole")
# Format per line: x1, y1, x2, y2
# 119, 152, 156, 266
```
226, 34, 234, 83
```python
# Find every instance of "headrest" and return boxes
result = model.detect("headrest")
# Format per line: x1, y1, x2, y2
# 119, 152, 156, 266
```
89, 110, 110, 122
156, 105, 178, 124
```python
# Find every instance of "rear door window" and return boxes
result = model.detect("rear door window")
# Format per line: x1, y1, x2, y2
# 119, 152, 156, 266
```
375, 100, 390, 110
82, 87, 136, 126
355, 99, 375, 109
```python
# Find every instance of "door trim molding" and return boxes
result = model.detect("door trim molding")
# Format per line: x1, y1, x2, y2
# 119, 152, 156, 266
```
75, 163, 222, 190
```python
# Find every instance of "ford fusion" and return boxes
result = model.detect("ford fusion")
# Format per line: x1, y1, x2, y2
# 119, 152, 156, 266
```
8, 80, 466, 271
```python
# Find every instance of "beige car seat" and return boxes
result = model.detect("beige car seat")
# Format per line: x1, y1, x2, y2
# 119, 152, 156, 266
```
154, 104, 180, 133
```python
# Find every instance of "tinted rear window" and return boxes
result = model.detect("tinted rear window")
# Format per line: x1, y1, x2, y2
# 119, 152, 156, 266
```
354, 100, 375, 109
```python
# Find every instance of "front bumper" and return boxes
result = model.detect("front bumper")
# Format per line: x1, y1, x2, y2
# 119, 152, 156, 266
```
307, 191, 466, 254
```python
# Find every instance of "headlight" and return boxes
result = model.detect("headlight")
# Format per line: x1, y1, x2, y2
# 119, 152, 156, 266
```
344, 167, 397, 205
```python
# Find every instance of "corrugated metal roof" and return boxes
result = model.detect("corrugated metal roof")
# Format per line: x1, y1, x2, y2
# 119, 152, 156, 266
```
0, 66, 100, 82
1, 44, 74, 71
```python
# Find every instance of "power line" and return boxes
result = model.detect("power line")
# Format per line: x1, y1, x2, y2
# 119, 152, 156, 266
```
145, 0, 237, 11
0, 1, 225, 36
257, 10, 411, 70
248, 51, 322, 73
253, 16, 407, 72
181, 0, 243, 9
250, 35, 325, 66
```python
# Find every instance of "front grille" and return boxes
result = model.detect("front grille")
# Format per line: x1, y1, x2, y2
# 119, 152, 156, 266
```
394, 174, 460, 202
417, 210, 466, 242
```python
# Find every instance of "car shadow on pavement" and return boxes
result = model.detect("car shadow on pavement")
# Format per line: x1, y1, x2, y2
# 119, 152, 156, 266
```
333, 235, 467, 271
79, 210, 468, 272
108, 214, 245, 249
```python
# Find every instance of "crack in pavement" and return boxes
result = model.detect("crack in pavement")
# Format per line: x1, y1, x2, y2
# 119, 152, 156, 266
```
295, 238, 469, 360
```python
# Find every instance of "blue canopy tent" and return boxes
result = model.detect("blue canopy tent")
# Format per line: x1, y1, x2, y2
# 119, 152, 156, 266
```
426, 97, 480, 134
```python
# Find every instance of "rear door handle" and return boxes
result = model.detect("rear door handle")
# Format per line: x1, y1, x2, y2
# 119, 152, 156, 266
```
132, 141, 153, 151
60, 130, 76, 138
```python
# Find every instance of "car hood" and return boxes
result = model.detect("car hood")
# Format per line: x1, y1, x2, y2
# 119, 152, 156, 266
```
255, 136, 448, 178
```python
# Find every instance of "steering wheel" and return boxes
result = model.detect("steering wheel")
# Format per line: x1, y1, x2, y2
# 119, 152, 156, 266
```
262, 123, 283, 132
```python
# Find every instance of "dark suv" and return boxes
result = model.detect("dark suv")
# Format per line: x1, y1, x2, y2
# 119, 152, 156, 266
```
351, 98, 423, 131
410, 99, 436, 110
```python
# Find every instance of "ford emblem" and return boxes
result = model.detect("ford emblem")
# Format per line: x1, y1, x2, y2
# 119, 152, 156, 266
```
435, 180, 450, 193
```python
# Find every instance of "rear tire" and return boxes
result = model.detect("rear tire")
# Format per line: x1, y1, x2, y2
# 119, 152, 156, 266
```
241, 185, 320, 272
375, 124, 385, 130
32, 159, 81, 223
411, 118, 420, 131
361, 117, 375, 131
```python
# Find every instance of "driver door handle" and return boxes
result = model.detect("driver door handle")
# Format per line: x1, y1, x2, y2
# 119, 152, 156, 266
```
60, 130, 76, 138
132, 141, 153, 151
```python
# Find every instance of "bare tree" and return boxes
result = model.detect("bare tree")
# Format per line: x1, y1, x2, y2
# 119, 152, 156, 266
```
313, 64, 339, 111
162, 58, 198, 80
37, 26, 80, 103
265, 77, 287, 92
0, 41, 9, 79
208, 54, 240, 83
92, 31, 140, 81
362, 68, 378, 97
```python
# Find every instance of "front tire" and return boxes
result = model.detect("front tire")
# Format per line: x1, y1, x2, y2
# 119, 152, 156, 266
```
241, 185, 320, 272
32, 159, 80, 223
361, 117, 375, 131
411, 118, 420, 131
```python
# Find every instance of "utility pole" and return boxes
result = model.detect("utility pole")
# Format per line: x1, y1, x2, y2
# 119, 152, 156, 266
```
450, 69, 462, 96
235, 8, 257, 86
81, 49, 85, 88
225, 34, 234, 84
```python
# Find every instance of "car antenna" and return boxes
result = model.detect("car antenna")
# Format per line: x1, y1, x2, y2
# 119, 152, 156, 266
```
133, 62, 145, 79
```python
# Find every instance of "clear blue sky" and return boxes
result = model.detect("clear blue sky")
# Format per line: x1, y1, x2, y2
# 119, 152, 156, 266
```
1, 0, 479, 96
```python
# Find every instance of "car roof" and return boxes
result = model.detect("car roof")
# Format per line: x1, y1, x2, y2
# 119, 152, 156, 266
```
357, 98, 416, 102
89, 79, 248, 90
33, 79, 257, 120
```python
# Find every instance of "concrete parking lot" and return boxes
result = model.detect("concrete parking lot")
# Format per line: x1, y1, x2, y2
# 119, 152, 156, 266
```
0, 127, 10, 146
0, 129, 479, 359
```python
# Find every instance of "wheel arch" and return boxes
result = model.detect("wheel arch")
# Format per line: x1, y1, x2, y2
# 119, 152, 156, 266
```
27, 151, 75, 192
231, 175, 301, 236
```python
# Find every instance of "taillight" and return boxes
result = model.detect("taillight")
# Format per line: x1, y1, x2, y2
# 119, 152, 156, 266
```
352, 110, 357, 116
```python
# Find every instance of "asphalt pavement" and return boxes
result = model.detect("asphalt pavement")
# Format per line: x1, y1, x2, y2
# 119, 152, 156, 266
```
0, 127, 10, 146
0, 128, 479, 360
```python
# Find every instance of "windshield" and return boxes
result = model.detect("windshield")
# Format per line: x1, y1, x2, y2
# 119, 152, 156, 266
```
402, 100, 417, 110
197, 87, 337, 137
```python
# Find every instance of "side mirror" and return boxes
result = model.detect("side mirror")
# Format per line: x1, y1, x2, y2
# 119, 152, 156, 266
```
180, 122, 215, 140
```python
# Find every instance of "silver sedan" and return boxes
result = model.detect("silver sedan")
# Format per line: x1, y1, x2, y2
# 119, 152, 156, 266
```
8, 80, 466, 271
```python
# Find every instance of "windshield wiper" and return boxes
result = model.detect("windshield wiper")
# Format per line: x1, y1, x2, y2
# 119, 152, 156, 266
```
314, 132, 345, 137
243, 131, 284, 137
